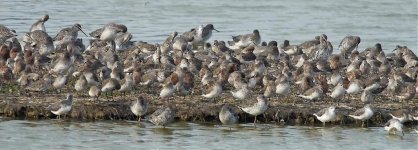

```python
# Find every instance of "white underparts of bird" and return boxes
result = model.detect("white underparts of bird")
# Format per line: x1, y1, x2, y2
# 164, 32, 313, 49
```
219, 105, 238, 125
297, 86, 323, 100
202, 82, 222, 99
47, 93, 73, 119
346, 80, 362, 94
160, 82, 175, 98
348, 105, 373, 121
130, 96, 148, 121
239, 95, 268, 118
313, 106, 336, 123
330, 82, 345, 99
384, 118, 404, 136
230, 84, 250, 100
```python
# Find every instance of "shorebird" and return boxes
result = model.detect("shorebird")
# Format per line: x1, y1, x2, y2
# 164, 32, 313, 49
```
115, 32, 133, 51
201, 81, 222, 99
329, 82, 345, 105
149, 106, 176, 127
118, 73, 134, 96
88, 85, 101, 101
52, 51, 74, 74
348, 104, 374, 127
327, 72, 342, 86
346, 79, 362, 95
53, 23, 88, 49
192, 24, 219, 46
0, 24, 17, 44
23, 30, 55, 55
130, 96, 148, 122
311, 34, 333, 61
360, 90, 373, 104
30, 14, 49, 32
299, 36, 320, 54
297, 85, 324, 101
89, 23, 127, 41
219, 104, 239, 126
25, 74, 52, 92
74, 74, 88, 92
313, 106, 337, 126
279, 40, 302, 56
23, 30, 54, 56
339, 35, 361, 59
230, 83, 250, 100
396, 84, 415, 108
47, 93, 73, 120
228, 29, 261, 49
239, 95, 268, 127
52, 74, 69, 92
263, 80, 276, 99
159, 81, 175, 102
84, 69, 100, 86
101, 78, 121, 99
275, 75, 290, 97
388, 109, 411, 123
384, 118, 404, 136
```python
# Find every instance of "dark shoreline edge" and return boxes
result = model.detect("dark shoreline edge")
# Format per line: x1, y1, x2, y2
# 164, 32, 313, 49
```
1, 92, 417, 127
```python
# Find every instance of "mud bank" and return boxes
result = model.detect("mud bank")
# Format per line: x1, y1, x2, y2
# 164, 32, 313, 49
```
0, 90, 417, 127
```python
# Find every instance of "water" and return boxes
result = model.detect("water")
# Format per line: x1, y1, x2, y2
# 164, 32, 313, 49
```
0, 119, 416, 149
0, 0, 417, 53
0, 0, 418, 149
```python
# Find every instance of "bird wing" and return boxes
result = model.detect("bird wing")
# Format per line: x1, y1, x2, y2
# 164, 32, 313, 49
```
351, 107, 365, 116
315, 107, 328, 116
339, 36, 357, 50
232, 35, 243, 42
48, 102, 62, 112
89, 28, 104, 38
299, 40, 319, 49
53, 28, 71, 41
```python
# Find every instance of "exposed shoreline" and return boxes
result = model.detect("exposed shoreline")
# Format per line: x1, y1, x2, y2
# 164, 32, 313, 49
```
1, 89, 417, 127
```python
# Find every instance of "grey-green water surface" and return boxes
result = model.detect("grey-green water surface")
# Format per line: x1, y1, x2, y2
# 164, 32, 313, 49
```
0, 119, 417, 149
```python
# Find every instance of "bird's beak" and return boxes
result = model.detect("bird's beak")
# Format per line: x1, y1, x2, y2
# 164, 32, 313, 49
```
213, 28, 220, 32
77, 26, 89, 37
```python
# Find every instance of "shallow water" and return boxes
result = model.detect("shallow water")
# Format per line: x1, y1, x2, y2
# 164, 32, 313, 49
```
0, 0, 417, 52
0, 119, 417, 149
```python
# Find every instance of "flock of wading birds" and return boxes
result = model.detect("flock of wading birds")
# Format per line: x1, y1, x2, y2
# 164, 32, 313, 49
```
0, 15, 417, 135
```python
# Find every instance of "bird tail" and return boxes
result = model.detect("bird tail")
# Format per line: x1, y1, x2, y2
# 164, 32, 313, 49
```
297, 94, 308, 99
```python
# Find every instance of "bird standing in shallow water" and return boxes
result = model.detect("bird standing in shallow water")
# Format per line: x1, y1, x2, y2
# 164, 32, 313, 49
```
47, 93, 73, 120
149, 106, 176, 127
348, 104, 373, 127
313, 106, 336, 126
131, 96, 148, 122
219, 104, 239, 126
384, 118, 404, 136
239, 95, 268, 127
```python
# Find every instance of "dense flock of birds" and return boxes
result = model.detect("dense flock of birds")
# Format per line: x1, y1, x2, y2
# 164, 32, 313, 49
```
0, 14, 417, 134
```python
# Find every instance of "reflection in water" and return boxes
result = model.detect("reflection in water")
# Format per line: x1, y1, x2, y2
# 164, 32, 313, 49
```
0, 120, 417, 149
151, 127, 174, 135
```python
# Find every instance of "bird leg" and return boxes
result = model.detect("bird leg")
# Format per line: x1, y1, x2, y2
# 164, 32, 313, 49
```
253, 116, 257, 128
